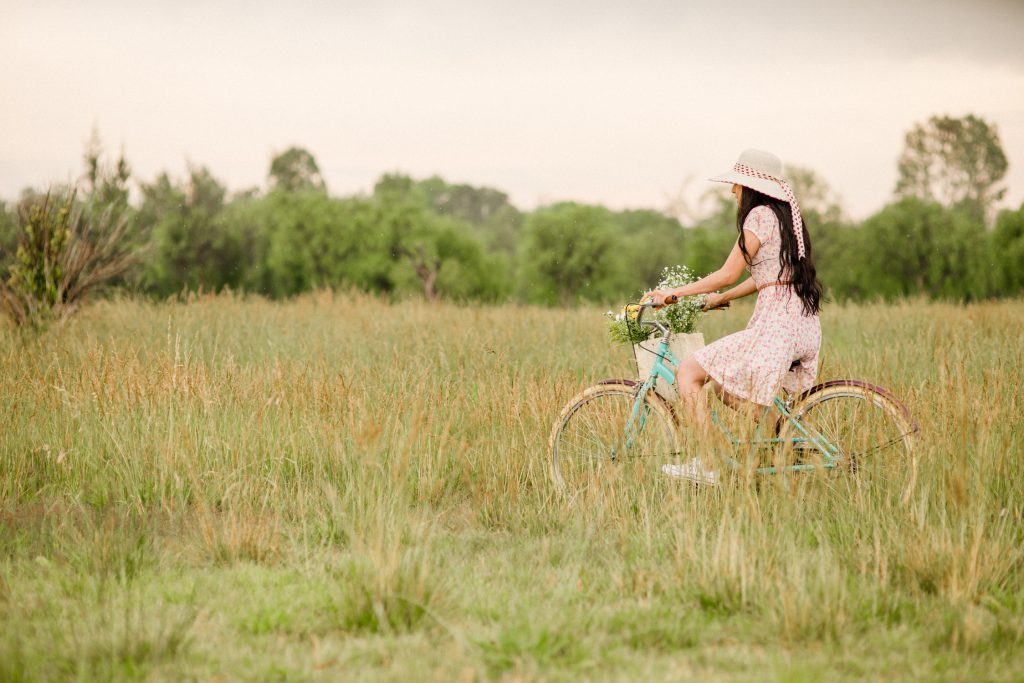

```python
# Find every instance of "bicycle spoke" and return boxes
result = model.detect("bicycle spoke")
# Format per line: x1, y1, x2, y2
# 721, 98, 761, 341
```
551, 385, 678, 493
845, 432, 914, 459
781, 385, 916, 500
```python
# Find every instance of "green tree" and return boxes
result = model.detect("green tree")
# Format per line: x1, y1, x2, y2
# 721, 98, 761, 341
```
394, 213, 506, 302
256, 190, 370, 296
372, 174, 523, 260
215, 193, 272, 294
612, 209, 687, 291
137, 166, 237, 295
240, 182, 505, 301
858, 197, 988, 300
519, 203, 624, 306
370, 175, 510, 300
895, 114, 1008, 223
268, 146, 326, 193
414, 176, 523, 255
811, 219, 863, 301
373, 182, 507, 301
990, 203, 1024, 295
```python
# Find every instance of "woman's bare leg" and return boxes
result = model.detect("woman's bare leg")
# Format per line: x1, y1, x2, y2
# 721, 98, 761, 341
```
666, 357, 729, 479
675, 356, 713, 432
707, 380, 758, 418
676, 357, 760, 465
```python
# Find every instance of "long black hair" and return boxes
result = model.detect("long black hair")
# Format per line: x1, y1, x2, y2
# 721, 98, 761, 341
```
736, 186, 823, 316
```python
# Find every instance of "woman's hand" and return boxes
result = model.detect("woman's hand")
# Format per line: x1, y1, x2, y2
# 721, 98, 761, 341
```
640, 288, 676, 308
703, 292, 728, 311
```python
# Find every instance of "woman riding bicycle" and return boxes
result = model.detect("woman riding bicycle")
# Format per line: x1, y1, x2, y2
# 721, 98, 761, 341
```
642, 149, 824, 483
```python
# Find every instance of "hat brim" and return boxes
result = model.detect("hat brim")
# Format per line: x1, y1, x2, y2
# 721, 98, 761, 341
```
709, 170, 788, 202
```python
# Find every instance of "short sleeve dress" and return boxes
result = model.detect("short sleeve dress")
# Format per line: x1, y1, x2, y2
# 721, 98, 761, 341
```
691, 205, 821, 405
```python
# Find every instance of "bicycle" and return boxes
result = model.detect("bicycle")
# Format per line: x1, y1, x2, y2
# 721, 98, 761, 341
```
548, 300, 919, 501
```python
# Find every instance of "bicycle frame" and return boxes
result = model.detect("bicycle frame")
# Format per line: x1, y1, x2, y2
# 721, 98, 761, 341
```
628, 331, 842, 475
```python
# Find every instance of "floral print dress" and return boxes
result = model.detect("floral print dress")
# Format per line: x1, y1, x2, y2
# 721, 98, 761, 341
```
692, 205, 821, 405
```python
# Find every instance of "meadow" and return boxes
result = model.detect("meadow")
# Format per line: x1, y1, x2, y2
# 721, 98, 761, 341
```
1, 293, 1022, 681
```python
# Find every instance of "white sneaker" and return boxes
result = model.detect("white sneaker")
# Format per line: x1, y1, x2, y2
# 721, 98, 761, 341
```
661, 457, 719, 485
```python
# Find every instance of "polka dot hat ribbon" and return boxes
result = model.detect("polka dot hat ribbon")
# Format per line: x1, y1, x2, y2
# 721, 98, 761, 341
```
734, 163, 806, 259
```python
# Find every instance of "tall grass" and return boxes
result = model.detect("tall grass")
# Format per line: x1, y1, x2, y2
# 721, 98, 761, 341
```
1, 292, 1022, 680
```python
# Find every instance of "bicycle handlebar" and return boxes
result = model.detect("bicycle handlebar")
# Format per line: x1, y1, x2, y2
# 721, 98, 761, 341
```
625, 296, 729, 339
634, 296, 730, 311
627, 302, 664, 336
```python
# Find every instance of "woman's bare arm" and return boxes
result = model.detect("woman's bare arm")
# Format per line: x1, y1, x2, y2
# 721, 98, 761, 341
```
643, 232, 763, 305
708, 277, 757, 308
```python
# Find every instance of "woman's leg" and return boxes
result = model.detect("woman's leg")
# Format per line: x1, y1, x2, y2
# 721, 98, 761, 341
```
677, 356, 757, 419
666, 356, 732, 481
676, 356, 713, 432
676, 357, 759, 456
669, 357, 775, 482
708, 380, 758, 418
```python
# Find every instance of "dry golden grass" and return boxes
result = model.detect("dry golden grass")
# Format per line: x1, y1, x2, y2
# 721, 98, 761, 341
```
0, 291, 1022, 680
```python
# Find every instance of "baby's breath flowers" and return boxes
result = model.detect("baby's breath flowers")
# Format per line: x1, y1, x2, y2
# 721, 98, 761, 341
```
606, 265, 707, 345
607, 308, 652, 344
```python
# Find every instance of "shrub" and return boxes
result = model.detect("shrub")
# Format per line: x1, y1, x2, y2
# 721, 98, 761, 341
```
0, 189, 135, 327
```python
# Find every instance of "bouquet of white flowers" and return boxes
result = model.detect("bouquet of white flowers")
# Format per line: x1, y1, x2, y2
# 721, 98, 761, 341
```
606, 265, 707, 345
607, 265, 708, 401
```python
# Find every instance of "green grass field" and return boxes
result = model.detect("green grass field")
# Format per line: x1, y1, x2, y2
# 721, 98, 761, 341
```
2, 293, 1022, 681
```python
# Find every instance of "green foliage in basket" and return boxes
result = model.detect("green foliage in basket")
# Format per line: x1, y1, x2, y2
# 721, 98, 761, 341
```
607, 310, 655, 344
606, 265, 707, 345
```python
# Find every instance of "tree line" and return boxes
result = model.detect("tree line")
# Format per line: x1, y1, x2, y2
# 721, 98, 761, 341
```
0, 114, 1021, 323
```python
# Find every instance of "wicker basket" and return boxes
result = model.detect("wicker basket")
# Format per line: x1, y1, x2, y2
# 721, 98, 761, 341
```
634, 333, 705, 402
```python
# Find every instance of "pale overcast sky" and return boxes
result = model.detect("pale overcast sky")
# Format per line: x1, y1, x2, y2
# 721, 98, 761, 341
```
2, 0, 1023, 219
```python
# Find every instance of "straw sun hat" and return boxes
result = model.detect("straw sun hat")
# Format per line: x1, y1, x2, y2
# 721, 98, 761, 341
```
709, 148, 806, 259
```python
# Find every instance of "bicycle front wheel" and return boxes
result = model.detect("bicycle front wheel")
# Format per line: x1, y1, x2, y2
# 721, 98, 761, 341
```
778, 381, 918, 503
548, 381, 682, 497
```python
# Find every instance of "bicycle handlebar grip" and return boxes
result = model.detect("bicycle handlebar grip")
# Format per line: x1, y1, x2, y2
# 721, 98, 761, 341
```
663, 295, 679, 305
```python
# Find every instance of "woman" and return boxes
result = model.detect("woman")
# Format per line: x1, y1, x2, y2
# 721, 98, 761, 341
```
642, 149, 823, 483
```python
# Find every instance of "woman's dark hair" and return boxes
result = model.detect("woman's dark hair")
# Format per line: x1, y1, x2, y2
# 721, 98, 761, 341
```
736, 186, 823, 316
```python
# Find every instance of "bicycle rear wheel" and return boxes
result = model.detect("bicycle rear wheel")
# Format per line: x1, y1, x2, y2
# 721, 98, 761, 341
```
777, 381, 918, 503
548, 381, 682, 497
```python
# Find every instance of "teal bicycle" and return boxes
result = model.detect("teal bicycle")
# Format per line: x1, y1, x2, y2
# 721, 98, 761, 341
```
549, 301, 919, 500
